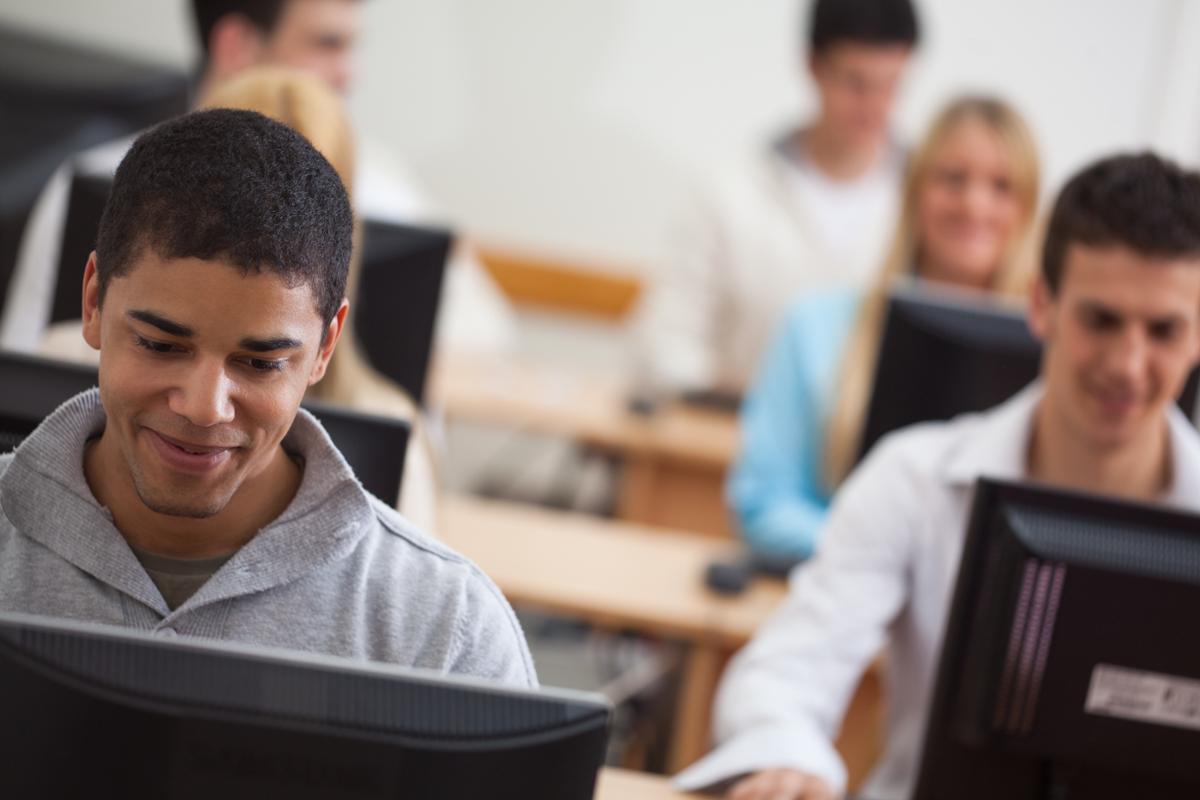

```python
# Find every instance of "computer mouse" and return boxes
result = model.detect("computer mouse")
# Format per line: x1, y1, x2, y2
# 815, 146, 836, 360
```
704, 557, 751, 596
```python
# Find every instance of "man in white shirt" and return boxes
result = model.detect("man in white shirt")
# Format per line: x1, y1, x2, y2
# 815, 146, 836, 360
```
634, 0, 918, 396
675, 152, 1200, 799
0, 0, 515, 356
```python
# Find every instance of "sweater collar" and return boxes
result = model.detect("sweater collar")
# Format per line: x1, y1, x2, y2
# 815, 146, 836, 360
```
0, 389, 376, 617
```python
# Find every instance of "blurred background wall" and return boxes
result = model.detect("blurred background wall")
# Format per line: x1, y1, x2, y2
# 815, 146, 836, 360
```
3, 0, 1199, 274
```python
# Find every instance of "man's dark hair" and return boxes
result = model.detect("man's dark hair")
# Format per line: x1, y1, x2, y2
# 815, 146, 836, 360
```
192, 0, 288, 56
808, 0, 920, 56
96, 108, 353, 326
1042, 153, 1200, 294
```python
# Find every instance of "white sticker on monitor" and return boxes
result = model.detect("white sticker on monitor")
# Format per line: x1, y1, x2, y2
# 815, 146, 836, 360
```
1085, 664, 1200, 732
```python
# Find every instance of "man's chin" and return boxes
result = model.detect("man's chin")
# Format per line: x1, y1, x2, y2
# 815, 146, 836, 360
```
134, 485, 231, 519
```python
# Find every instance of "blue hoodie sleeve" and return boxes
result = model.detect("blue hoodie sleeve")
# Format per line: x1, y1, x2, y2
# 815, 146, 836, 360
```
727, 293, 857, 559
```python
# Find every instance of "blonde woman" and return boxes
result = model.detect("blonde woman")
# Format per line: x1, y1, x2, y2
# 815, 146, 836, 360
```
199, 67, 439, 531
728, 96, 1040, 559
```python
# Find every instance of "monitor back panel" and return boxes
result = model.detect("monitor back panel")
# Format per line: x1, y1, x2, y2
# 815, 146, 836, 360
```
52, 172, 110, 324
354, 221, 452, 407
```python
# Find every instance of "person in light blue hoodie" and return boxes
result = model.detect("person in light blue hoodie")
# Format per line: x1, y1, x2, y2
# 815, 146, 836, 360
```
729, 96, 1043, 560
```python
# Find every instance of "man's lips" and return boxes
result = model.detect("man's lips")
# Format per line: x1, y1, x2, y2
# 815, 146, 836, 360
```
153, 430, 238, 454
144, 428, 239, 473
1089, 386, 1139, 416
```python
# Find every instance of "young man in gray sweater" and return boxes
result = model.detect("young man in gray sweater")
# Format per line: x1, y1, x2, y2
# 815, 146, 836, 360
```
0, 109, 536, 688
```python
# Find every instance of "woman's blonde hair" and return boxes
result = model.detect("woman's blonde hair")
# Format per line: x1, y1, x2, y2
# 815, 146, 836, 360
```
822, 96, 1041, 487
199, 66, 355, 193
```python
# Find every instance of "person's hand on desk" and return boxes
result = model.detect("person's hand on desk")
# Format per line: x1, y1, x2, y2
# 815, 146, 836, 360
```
726, 767, 835, 800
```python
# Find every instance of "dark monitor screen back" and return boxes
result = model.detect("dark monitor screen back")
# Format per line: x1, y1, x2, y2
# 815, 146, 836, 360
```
1, 611, 611, 799
354, 221, 452, 407
0, 351, 408, 504
52, 172, 110, 324
857, 287, 1200, 465
912, 479, 1200, 798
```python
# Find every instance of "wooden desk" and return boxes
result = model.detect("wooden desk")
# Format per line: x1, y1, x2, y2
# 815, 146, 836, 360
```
432, 355, 739, 537
596, 767, 697, 799
441, 494, 780, 771
441, 495, 884, 785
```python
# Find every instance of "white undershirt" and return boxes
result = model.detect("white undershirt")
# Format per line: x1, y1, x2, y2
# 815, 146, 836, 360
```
785, 144, 903, 268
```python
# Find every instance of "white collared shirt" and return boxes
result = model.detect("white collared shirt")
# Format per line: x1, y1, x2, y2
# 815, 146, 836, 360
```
675, 384, 1200, 799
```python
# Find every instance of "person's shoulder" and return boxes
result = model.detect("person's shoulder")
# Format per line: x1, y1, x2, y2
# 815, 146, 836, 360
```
364, 496, 517, 613
772, 287, 861, 357
786, 286, 861, 326
367, 496, 481, 570
852, 409, 989, 492
684, 131, 797, 215
0, 452, 13, 523
363, 496, 536, 686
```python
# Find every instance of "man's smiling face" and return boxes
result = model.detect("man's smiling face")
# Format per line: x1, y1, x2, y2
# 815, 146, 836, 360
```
82, 249, 341, 519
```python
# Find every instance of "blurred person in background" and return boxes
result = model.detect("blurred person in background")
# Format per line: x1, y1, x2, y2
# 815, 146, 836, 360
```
730, 96, 1040, 560
633, 0, 919, 400
0, 0, 515, 359
677, 151, 1200, 800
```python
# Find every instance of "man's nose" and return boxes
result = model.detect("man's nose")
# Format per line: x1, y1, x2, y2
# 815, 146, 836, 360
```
1105, 326, 1149, 381
167, 359, 236, 428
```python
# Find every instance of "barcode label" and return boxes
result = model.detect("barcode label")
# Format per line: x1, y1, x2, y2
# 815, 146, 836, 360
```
1085, 664, 1200, 732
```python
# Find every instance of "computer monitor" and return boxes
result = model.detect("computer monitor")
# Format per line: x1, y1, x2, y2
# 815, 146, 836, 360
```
0, 610, 611, 798
911, 478, 1200, 798
293, 398, 410, 506
857, 284, 1200, 464
52, 171, 111, 324
0, 350, 410, 505
354, 220, 452, 406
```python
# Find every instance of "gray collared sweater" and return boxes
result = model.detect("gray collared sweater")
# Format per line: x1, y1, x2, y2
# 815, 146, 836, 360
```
0, 390, 536, 688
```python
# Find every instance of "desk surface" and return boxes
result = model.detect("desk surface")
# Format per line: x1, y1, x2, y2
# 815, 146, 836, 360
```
597, 767, 697, 799
440, 494, 786, 648
431, 354, 738, 470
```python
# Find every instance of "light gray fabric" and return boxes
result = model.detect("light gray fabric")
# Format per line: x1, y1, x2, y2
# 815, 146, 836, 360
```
0, 389, 537, 688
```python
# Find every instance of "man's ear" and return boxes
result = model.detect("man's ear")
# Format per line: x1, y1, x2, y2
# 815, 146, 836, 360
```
308, 298, 350, 386
206, 13, 266, 82
1027, 275, 1055, 344
806, 52, 821, 81
81, 252, 103, 351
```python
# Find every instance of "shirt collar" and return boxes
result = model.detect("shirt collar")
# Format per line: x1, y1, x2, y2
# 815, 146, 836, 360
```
940, 382, 1200, 512
940, 382, 1041, 487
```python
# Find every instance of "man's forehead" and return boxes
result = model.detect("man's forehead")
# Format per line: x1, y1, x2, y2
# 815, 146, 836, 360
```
109, 252, 326, 333
1062, 244, 1200, 288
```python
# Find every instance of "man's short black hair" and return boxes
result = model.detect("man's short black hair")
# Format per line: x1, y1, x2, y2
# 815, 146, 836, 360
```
192, 0, 288, 57
96, 108, 353, 326
1042, 153, 1200, 294
808, 0, 920, 56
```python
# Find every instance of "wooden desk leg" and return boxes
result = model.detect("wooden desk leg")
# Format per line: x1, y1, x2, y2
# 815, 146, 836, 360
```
666, 643, 726, 774
615, 456, 733, 539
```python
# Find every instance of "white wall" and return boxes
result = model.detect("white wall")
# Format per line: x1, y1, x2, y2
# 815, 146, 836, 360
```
3, 0, 1199, 273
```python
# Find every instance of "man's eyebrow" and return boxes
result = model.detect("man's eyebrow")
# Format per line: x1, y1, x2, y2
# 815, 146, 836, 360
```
238, 336, 304, 353
128, 310, 193, 338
